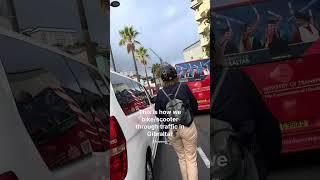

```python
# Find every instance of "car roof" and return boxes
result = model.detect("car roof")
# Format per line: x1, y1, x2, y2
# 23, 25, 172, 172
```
110, 70, 141, 84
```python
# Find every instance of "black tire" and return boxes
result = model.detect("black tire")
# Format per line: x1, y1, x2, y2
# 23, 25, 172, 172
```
145, 153, 154, 180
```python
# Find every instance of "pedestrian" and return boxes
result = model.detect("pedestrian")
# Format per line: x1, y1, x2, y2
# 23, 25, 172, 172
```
178, 68, 185, 79
185, 67, 191, 78
292, 12, 319, 43
264, 17, 289, 55
264, 18, 282, 48
202, 65, 210, 76
239, 9, 263, 52
192, 66, 199, 79
220, 27, 239, 54
211, 42, 282, 180
155, 63, 199, 180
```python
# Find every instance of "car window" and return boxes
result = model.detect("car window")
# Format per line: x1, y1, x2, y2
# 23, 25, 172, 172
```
129, 79, 151, 106
0, 35, 106, 170
67, 61, 109, 151
111, 73, 150, 116
143, 85, 154, 103
88, 68, 109, 96
87, 68, 110, 148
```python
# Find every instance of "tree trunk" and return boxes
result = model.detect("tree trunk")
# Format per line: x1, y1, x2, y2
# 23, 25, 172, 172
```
7, 0, 19, 32
152, 71, 158, 91
76, 0, 97, 66
110, 45, 117, 72
144, 64, 152, 95
131, 50, 140, 82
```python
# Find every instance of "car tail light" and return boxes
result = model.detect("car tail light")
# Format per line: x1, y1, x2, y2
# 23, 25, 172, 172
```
0, 171, 19, 180
110, 116, 127, 180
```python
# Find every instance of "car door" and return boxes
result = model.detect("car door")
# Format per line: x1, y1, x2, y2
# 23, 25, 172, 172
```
128, 79, 159, 159
0, 34, 108, 180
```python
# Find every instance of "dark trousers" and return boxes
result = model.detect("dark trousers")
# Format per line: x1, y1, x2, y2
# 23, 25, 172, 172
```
254, 153, 268, 180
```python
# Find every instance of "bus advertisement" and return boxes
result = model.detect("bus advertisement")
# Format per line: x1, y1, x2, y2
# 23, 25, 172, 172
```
175, 59, 210, 110
213, 0, 320, 153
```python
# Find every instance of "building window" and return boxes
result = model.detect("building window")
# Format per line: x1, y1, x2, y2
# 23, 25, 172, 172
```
40, 32, 47, 44
55, 32, 65, 46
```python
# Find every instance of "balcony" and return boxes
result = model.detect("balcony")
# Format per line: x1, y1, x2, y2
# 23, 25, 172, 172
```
191, 0, 203, 10
198, 21, 209, 34
198, 1, 209, 15
200, 36, 209, 47
195, 12, 203, 22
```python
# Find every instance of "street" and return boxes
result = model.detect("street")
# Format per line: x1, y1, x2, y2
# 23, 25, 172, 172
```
153, 112, 320, 180
269, 150, 320, 180
153, 111, 210, 180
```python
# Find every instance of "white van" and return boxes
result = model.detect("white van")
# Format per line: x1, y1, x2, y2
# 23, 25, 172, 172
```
0, 29, 159, 180
110, 71, 159, 180
0, 29, 111, 179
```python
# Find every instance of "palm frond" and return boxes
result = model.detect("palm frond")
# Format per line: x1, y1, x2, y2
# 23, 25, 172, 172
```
119, 39, 126, 46
134, 40, 141, 45
119, 29, 125, 35
135, 46, 150, 66
119, 26, 141, 55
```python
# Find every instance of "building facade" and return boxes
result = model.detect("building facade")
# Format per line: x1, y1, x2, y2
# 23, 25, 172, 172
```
1, 0, 109, 76
21, 27, 78, 47
183, 40, 205, 62
190, 0, 210, 57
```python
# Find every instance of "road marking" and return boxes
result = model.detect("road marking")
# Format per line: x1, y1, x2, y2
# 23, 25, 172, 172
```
197, 147, 210, 168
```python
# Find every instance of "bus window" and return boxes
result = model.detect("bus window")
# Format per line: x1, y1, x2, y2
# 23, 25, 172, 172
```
175, 59, 210, 82
213, 0, 320, 66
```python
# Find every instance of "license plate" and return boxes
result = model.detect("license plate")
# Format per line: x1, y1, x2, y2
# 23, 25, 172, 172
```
197, 99, 207, 104
280, 120, 308, 131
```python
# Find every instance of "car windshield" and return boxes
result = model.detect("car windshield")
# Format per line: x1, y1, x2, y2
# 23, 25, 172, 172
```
212, 0, 320, 66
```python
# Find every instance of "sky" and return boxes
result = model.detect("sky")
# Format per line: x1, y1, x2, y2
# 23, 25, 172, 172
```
110, 0, 200, 73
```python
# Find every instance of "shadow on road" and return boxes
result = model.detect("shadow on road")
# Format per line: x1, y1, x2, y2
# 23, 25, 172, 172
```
153, 113, 210, 180
195, 109, 210, 115
269, 150, 320, 180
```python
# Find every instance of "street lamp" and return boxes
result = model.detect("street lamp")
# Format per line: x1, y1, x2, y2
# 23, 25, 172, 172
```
110, 1, 120, 7
148, 66, 160, 91
149, 48, 164, 64
109, 0, 120, 72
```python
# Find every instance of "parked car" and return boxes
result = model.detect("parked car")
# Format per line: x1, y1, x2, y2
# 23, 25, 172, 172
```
0, 28, 110, 180
110, 71, 159, 180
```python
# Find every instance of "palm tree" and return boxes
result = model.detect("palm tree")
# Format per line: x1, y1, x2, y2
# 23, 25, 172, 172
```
119, 26, 141, 82
151, 63, 161, 79
135, 46, 151, 94
151, 63, 161, 90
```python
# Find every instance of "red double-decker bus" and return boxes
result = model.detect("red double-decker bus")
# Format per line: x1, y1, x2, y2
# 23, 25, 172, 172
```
213, 0, 320, 153
175, 59, 210, 110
